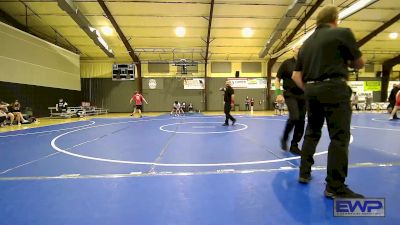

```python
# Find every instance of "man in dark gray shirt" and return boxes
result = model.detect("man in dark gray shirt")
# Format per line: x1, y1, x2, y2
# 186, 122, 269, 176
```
292, 5, 364, 198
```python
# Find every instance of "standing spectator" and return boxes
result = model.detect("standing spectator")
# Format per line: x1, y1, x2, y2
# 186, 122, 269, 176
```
130, 91, 148, 118
245, 96, 250, 111
351, 92, 359, 110
250, 98, 255, 113
365, 93, 373, 111
219, 80, 236, 126
292, 5, 364, 198
275, 46, 305, 155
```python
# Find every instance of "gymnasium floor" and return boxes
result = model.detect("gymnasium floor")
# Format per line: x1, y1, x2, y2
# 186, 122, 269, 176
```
0, 112, 399, 225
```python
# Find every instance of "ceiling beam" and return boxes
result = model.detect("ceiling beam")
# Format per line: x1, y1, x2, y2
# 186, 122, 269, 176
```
204, 0, 215, 63
204, 0, 214, 111
358, 13, 400, 47
0, 8, 27, 31
259, 0, 306, 58
273, 0, 324, 54
97, 0, 139, 63
97, 0, 142, 93
383, 55, 400, 68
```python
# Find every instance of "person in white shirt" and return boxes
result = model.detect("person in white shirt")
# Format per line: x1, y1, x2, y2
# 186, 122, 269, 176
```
170, 101, 181, 116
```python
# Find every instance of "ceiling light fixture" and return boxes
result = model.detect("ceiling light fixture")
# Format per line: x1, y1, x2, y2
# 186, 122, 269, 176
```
242, 28, 254, 38
101, 26, 113, 36
89, 26, 113, 53
175, 27, 186, 37
389, 32, 398, 40
338, 0, 378, 19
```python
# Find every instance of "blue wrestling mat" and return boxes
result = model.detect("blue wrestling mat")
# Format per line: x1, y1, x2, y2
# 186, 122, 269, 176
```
0, 113, 399, 225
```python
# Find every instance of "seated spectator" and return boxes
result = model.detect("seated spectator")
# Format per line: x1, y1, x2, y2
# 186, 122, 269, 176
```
274, 95, 285, 116
0, 110, 6, 127
10, 100, 27, 125
188, 103, 194, 112
56, 98, 68, 112
0, 100, 15, 125
181, 102, 187, 113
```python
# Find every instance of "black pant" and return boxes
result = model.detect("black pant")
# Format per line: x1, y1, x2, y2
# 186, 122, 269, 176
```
282, 93, 306, 147
224, 103, 235, 124
300, 79, 352, 189
389, 101, 398, 119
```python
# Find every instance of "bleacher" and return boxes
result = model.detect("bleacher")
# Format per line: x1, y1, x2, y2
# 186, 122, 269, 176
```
353, 102, 389, 112
49, 102, 108, 118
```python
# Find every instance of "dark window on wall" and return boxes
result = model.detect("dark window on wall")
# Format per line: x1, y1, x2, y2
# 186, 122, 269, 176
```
364, 64, 375, 73
242, 62, 261, 73
187, 64, 198, 73
148, 63, 170, 73
211, 62, 232, 73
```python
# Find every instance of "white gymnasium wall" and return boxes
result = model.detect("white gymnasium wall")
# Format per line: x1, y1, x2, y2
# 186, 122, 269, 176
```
0, 22, 80, 90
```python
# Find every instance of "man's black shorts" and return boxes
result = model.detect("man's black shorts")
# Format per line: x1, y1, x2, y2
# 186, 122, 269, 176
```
135, 105, 142, 110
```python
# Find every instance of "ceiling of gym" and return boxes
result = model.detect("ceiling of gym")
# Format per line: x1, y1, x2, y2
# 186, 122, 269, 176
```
0, 0, 399, 64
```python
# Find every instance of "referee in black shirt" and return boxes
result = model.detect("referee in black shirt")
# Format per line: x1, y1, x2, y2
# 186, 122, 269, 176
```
275, 46, 305, 155
220, 80, 236, 126
292, 5, 364, 198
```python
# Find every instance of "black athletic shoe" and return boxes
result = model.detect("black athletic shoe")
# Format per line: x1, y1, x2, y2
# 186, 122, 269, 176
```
222, 123, 229, 126
324, 185, 364, 199
298, 175, 312, 184
232, 119, 236, 126
290, 145, 302, 155
280, 138, 288, 151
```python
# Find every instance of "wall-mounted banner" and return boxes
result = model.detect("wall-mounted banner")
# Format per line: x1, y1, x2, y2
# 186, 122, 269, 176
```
227, 78, 248, 88
228, 78, 267, 89
247, 78, 267, 89
364, 81, 381, 91
348, 81, 365, 93
183, 78, 205, 89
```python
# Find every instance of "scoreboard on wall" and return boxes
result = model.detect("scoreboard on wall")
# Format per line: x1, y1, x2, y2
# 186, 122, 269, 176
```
112, 64, 135, 80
